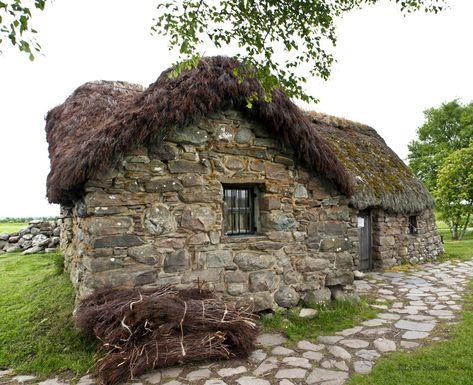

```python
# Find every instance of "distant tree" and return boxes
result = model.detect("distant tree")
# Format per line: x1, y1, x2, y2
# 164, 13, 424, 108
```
435, 144, 473, 240
153, 0, 445, 103
408, 100, 473, 191
0, 0, 46, 60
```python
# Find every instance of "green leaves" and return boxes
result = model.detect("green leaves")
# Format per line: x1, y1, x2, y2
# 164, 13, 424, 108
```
0, 0, 47, 59
152, 0, 445, 103
0, 0, 444, 71
408, 100, 473, 239
408, 100, 473, 191
434, 143, 473, 240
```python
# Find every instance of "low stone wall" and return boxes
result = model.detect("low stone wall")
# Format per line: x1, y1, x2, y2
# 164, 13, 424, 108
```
372, 209, 443, 268
0, 220, 60, 255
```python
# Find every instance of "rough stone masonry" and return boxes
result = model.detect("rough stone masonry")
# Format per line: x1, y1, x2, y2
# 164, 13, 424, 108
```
60, 110, 360, 310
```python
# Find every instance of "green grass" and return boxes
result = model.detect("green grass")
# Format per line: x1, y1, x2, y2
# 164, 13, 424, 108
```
0, 222, 28, 233
260, 298, 379, 342
347, 280, 473, 385
438, 228, 473, 261
435, 215, 473, 261
435, 219, 449, 230
0, 217, 468, 381
0, 252, 97, 377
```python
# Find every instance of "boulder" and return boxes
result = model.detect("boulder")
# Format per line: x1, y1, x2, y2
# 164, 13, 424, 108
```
235, 128, 254, 144
234, 252, 276, 271
144, 206, 177, 235
23, 246, 44, 255
166, 125, 208, 145
201, 250, 236, 269
354, 270, 365, 280
303, 288, 332, 306
299, 308, 317, 319
128, 244, 160, 265
249, 271, 278, 292
274, 286, 300, 308
5, 244, 21, 253
260, 212, 296, 231
330, 286, 360, 302
32, 234, 50, 247
164, 250, 190, 273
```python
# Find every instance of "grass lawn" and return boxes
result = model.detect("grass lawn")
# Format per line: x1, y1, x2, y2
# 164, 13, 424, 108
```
347, 280, 473, 385
0, 222, 28, 233
0, 252, 97, 377
436, 215, 473, 261
438, 229, 473, 261
261, 298, 380, 342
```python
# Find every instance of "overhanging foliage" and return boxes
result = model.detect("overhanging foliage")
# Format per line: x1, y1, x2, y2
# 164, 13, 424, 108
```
153, 0, 446, 102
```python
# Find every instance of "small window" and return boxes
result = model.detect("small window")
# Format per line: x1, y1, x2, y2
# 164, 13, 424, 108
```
408, 215, 418, 235
223, 186, 256, 235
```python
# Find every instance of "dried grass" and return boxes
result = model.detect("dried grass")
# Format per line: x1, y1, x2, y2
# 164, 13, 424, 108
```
45, 56, 354, 204
75, 284, 258, 385
308, 111, 435, 213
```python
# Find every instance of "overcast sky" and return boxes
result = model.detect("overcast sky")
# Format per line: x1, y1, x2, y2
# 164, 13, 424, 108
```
1, 0, 472, 218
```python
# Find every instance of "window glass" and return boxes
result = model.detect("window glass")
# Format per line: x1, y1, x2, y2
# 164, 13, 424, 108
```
223, 186, 255, 235
409, 215, 418, 235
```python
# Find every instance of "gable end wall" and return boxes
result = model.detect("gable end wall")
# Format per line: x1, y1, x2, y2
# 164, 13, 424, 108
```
371, 208, 443, 269
59, 109, 359, 310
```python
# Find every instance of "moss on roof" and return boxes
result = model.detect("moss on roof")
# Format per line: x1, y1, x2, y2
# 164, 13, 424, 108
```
308, 111, 435, 213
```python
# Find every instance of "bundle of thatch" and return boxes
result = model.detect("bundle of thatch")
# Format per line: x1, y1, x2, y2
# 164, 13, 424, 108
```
75, 284, 258, 385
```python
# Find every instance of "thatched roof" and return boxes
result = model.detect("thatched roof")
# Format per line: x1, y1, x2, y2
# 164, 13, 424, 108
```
45, 56, 433, 214
45, 56, 353, 205
309, 112, 435, 213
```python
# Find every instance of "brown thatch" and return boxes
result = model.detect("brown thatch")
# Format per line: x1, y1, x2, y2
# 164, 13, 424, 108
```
75, 284, 258, 385
45, 81, 144, 204
96, 333, 230, 385
45, 56, 354, 205
308, 112, 435, 213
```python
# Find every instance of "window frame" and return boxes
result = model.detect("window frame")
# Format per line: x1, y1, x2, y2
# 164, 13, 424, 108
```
222, 185, 257, 236
408, 215, 418, 235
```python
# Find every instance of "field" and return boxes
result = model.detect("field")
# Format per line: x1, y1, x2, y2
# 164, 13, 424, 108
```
0, 252, 97, 378
436, 220, 473, 261
0, 222, 28, 233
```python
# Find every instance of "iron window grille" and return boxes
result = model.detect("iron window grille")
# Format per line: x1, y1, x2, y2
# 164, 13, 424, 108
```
223, 186, 256, 235
408, 215, 418, 235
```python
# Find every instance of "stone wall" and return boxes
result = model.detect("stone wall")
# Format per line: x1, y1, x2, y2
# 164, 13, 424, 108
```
372, 208, 443, 268
0, 220, 60, 255
61, 109, 359, 310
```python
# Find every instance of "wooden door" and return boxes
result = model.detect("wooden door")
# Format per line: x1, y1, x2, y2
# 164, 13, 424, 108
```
357, 211, 372, 271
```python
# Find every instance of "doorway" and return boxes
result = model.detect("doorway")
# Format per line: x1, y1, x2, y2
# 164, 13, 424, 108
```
357, 210, 372, 271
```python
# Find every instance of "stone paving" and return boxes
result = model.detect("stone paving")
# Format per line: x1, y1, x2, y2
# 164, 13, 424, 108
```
1, 259, 473, 385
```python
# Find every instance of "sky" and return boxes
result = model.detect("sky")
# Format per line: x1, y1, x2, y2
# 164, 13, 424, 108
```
1, 0, 472, 218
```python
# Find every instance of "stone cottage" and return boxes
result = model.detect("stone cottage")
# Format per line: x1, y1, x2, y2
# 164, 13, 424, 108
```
45, 56, 443, 310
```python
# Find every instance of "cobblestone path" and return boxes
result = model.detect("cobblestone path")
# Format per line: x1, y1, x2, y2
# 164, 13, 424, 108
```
2, 259, 473, 385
